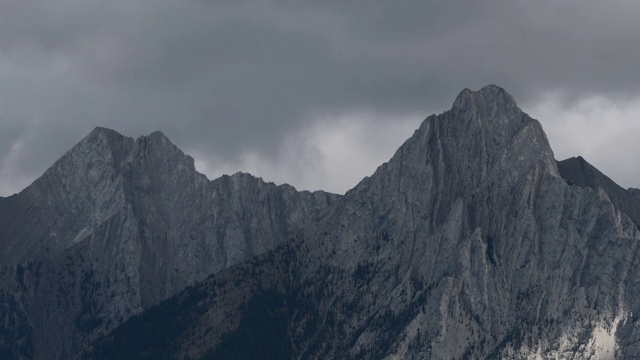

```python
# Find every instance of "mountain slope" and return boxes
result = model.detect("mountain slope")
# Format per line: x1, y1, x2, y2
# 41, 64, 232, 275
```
558, 156, 640, 228
89, 85, 640, 359
0, 128, 339, 359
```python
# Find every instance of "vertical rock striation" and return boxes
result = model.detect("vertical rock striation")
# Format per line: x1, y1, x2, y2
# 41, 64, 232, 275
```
0, 128, 338, 359
88, 85, 640, 359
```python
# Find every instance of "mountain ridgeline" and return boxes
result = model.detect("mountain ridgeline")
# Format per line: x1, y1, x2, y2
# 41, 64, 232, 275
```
0, 128, 339, 359
3, 85, 640, 359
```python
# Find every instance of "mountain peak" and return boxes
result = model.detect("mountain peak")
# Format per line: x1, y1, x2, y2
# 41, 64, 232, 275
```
452, 84, 518, 113
82, 87, 640, 359
557, 155, 640, 229
78, 127, 134, 159
146, 130, 169, 141
81, 127, 133, 150
354, 84, 558, 208
88, 126, 122, 137
444, 84, 555, 172
136, 131, 178, 152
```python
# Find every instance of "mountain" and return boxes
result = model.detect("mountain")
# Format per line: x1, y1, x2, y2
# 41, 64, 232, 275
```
557, 156, 640, 228
87, 85, 640, 359
0, 128, 339, 359
5, 85, 640, 359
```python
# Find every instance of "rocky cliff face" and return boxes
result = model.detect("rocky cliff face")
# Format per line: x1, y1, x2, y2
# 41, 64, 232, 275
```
0, 128, 339, 359
88, 85, 640, 359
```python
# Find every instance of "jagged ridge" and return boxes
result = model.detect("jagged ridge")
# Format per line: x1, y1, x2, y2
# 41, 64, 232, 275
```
0, 128, 339, 359
87, 85, 640, 359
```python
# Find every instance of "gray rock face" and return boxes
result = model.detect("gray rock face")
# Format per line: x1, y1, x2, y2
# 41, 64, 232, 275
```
558, 156, 640, 228
0, 128, 339, 359
293, 85, 636, 359
90, 85, 640, 359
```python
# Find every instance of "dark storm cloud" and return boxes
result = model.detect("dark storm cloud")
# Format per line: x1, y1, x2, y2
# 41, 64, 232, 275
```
2, 0, 640, 194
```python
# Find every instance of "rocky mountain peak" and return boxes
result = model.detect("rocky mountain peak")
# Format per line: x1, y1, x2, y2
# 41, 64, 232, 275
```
135, 131, 181, 156
87, 126, 126, 139
146, 130, 168, 140
451, 84, 518, 113
81, 85, 640, 359
0, 125, 341, 358
354, 85, 558, 210
29, 127, 135, 191
557, 156, 594, 187
447, 85, 538, 155
10, 86, 640, 359
78, 127, 135, 165
130, 130, 200, 183
135, 130, 179, 151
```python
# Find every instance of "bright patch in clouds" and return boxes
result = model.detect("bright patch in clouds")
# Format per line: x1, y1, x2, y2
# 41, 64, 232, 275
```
0, 140, 30, 196
531, 94, 640, 189
193, 95, 640, 195
0, 114, 43, 196
192, 112, 419, 194
5, 96, 640, 197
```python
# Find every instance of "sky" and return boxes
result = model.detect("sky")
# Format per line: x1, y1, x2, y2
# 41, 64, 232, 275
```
2, 1, 640, 196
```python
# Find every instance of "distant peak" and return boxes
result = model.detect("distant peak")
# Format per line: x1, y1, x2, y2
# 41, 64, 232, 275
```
132, 130, 198, 169
227, 171, 262, 183
478, 84, 512, 96
86, 126, 125, 140
138, 131, 174, 148
78, 127, 133, 151
147, 130, 167, 139
230, 171, 253, 178
91, 126, 118, 133
452, 84, 518, 112
556, 156, 600, 188
559, 156, 588, 167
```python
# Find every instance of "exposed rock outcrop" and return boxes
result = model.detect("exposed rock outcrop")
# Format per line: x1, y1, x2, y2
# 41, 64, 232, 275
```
6, 85, 640, 359
88, 85, 640, 359
0, 128, 338, 359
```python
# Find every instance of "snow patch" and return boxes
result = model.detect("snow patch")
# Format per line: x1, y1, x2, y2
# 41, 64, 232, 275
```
588, 312, 626, 360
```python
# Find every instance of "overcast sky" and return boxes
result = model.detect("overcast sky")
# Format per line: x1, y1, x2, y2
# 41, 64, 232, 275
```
2, 1, 640, 196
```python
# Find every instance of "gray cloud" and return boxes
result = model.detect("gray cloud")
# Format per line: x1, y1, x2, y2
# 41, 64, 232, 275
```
2, 0, 640, 195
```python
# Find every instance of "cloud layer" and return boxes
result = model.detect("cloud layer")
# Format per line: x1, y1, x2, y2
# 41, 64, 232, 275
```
2, 1, 640, 195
